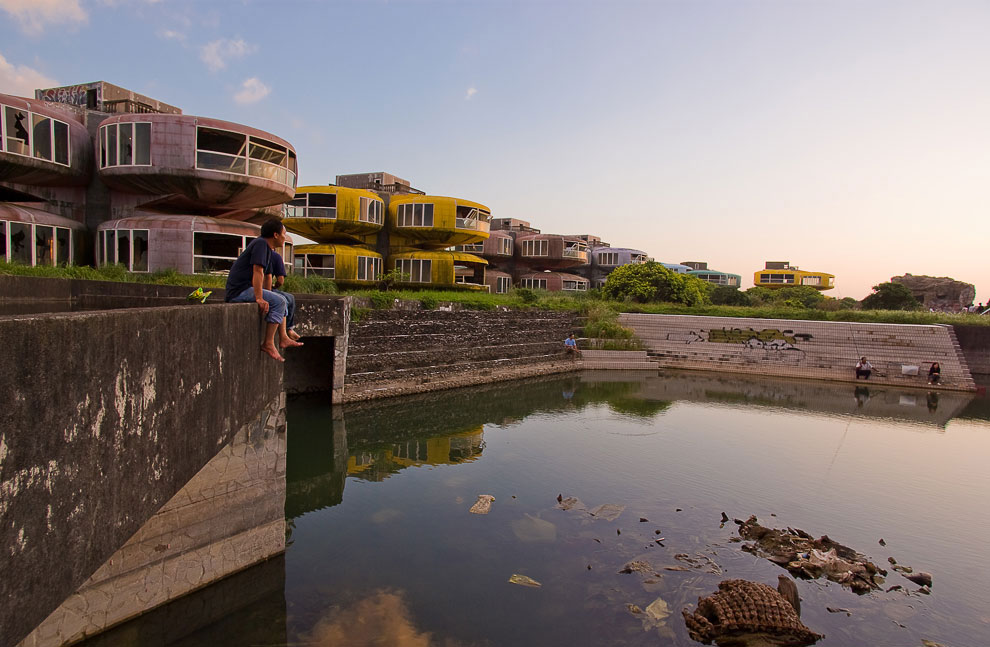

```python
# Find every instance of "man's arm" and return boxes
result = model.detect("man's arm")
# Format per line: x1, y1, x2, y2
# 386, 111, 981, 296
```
253, 264, 269, 314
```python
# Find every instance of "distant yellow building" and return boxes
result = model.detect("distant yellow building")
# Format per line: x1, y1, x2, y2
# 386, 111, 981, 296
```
753, 261, 834, 290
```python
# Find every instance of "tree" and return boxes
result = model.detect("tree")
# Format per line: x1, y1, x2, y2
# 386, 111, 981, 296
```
602, 262, 710, 306
710, 285, 751, 306
861, 282, 922, 310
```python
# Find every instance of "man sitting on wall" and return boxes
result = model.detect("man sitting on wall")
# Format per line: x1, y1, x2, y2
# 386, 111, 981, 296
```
564, 334, 580, 359
269, 250, 302, 345
225, 218, 303, 362
855, 357, 872, 380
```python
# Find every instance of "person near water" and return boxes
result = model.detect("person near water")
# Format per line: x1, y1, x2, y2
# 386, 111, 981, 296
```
224, 218, 302, 362
855, 357, 872, 380
928, 362, 941, 385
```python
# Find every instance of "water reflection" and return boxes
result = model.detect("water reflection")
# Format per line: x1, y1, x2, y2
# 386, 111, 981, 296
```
86, 371, 990, 647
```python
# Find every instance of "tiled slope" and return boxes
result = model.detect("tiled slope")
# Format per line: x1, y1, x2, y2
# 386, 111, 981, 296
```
618, 313, 976, 391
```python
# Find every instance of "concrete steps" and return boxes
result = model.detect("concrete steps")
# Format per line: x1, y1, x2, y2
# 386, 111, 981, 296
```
619, 313, 976, 391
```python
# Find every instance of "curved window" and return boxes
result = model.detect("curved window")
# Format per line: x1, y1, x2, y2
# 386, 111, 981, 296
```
357, 256, 382, 281
760, 273, 795, 284
498, 238, 512, 255
522, 239, 548, 256
1, 219, 74, 266
192, 231, 248, 273
397, 203, 434, 227
295, 254, 335, 278
285, 193, 337, 219
101, 122, 152, 167
2, 104, 71, 166
99, 228, 149, 272
453, 243, 484, 253
562, 279, 588, 291
520, 278, 547, 290
359, 197, 384, 224
396, 258, 431, 282
495, 276, 511, 294
598, 252, 618, 266
196, 126, 296, 188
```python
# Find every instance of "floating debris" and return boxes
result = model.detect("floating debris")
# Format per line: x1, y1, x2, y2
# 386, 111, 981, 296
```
735, 516, 884, 594
619, 560, 661, 576
641, 596, 671, 631
826, 607, 851, 616
508, 574, 542, 588
511, 514, 557, 543
556, 496, 585, 511
589, 503, 625, 521
469, 495, 495, 514
682, 579, 823, 646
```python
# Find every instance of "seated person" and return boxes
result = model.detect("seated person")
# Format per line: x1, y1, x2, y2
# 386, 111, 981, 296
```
224, 218, 302, 362
928, 362, 941, 385
269, 250, 302, 345
855, 357, 872, 380
564, 334, 580, 358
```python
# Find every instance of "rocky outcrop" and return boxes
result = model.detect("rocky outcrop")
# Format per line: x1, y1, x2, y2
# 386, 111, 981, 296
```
891, 274, 975, 311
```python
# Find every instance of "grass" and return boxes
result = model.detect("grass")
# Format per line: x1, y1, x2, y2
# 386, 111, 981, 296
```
3, 262, 987, 326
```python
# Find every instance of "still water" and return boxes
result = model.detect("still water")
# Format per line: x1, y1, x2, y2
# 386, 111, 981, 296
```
91, 371, 990, 647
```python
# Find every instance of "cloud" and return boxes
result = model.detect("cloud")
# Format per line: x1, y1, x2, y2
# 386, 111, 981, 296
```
0, 53, 58, 97
159, 29, 185, 41
200, 38, 254, 72
465, 87, 477, 100
233, 78, 270, 104
0, 0, 87, 34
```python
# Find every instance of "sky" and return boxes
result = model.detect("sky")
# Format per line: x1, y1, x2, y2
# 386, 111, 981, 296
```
1, 0, 988, 301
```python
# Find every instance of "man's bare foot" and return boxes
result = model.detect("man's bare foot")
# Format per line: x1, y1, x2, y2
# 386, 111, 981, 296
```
280, 337, 304, 349
261, 344, 285, 362
287, 329, 301, 341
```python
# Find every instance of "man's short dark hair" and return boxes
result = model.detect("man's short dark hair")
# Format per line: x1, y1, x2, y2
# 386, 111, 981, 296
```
260, 218, 284, 239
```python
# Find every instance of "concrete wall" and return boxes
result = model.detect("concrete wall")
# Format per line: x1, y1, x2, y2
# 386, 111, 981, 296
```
343, 306, 580, 401
620, 313, 976, 391
952, 324, 990, 375
20, 394, 286, 646
0, 304, 284, 645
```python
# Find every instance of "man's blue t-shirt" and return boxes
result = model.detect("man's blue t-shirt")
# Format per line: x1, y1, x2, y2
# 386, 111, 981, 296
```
269, 251, 286, 279
225, 237, 272, 301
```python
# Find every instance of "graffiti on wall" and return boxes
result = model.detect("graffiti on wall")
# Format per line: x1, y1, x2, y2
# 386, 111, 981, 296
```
38, 85, 96, 107
666, 327, 814, 363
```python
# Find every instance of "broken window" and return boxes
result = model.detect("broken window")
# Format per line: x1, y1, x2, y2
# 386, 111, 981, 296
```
298, 253, 335, 278
53, 121, 69, 165
132, 229, 149, 271
107, 125, 117, 166
10, 222, 31, 264
193, 231, 244, 273
4, 106, 30, 156
521, 278, 547, 290
34, 225, 54, 266
32, 115, 52, 161
117, 230, 131, 269
196, 127, 247, 174
357, 256, 382, 281
0, 221, 6, 261
119, 122, 133, 165
134, 122, 151, 165
496, 276, 511, 293
56, 227, 71, 265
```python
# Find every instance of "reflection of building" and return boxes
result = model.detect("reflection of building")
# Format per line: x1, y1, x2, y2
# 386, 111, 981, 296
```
682, 261, 742, 288
347, 427, 485, 481
753, 261, 834, 290
1, 82, 296, 272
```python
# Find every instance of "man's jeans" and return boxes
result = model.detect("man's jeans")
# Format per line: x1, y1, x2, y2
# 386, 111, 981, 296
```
276, 289, 296, 329
230, 287, 286, 324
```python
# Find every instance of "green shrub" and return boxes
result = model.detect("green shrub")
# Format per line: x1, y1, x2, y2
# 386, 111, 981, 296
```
282, 274, 337, 295
514, 287, 540, 304
419, 294, 439, 310
369, 291, 393, 309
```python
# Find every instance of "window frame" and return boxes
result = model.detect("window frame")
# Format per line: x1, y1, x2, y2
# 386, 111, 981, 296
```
495, 276, 511, 294
521, 278, 547, 290
397, 203, 435, 227
1, 103, 71, 167
598, 252, 618, 266
522, 239, 548, 256
1, 219, 73, 266
100, 121, 153, 169
497, 237, 512, 255
562, 279, 588, 291
194, 125, 296, 189
191, 230, 245, 274
395, 258, 432, 283
356, 255, 382, 281
359, 196, 384, 224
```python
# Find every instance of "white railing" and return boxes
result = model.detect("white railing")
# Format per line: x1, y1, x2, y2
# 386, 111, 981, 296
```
283, 205, 337, 220
196, 150, 296, 188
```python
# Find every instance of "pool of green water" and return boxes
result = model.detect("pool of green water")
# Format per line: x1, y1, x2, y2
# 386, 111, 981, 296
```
89, 370, 990, 646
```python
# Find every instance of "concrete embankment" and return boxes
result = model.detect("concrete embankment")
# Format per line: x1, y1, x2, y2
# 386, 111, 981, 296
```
342, 303, 581, 402
620, 313, 977, 391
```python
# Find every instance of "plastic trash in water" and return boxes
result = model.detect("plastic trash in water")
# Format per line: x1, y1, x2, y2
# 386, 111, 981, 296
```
508, 574, 542, 588
469, 494, 495, 514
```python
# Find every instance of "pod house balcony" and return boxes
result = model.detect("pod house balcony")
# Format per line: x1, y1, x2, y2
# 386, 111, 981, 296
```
389, 249, 488, 291
518, 271, 589, 292
515, 234, 589, 270
389, 195, 491, 248
96, 115, 297, 211
753, 261, 835, 290
292, 243, 383, 288
0, 93, 92, 187
282, 186, 384, 244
